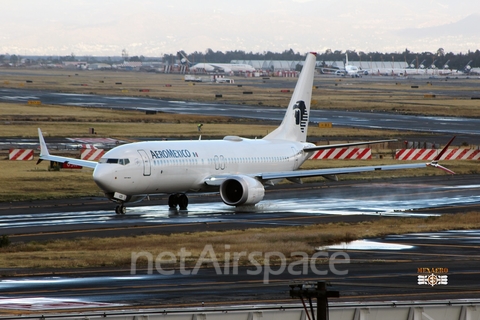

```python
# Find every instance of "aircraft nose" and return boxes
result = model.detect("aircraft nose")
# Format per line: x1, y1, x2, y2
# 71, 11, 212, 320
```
93, 166, 113, 192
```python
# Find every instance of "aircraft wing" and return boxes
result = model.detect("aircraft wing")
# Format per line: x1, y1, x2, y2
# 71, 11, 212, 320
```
259, 162, 450, 181
266, 136, 456, 181
208, 63, 230, 72
320, 67, 343, 75
206, 136, 455, 186
303, 139, 397, 153
37, 128, 98, 169
204, 161, 453, 188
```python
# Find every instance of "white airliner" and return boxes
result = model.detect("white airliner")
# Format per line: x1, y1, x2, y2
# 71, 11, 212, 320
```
37, 53, 454, 214
177, 51, 256, 73
190, 62, 255, 73
321, 53, 368, 77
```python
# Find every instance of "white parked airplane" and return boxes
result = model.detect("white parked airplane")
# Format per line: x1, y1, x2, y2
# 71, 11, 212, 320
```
178, 51, 255, 73
321, 53, 368, 77
37, 52, 454, 214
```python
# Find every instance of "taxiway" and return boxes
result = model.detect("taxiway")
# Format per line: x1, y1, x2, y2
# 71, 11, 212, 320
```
2, 175, 479, 242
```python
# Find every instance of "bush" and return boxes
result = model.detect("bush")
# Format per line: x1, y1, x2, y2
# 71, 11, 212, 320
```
0, 235, 10, 248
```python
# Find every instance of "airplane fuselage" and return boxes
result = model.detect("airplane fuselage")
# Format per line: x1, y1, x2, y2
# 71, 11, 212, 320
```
190, 63, 255, 73
93, 137, 312, 198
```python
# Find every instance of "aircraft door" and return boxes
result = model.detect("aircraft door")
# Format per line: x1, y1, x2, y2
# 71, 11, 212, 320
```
213, 155, 225, 171
291, 147, 299, 170
137, 149, 151, 176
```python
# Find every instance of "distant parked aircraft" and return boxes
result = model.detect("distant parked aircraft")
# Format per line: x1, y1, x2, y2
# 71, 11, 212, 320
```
321, 53, 368, 77
177, 51, 255, 73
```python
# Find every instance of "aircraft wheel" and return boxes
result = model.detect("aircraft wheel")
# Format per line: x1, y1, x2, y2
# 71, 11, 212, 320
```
178, 193, 189, 210
115, 205, 126, 214
168, 194, 178, 209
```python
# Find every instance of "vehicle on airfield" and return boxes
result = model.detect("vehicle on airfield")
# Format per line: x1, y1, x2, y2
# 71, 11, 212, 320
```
37, 52, 454, 214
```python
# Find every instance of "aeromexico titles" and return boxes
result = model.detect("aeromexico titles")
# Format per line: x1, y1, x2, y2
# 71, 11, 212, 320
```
37, 52, 454, 214
150, 148, 199, 159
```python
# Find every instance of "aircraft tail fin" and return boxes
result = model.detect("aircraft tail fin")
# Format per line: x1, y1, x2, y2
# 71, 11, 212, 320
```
177, 51, 191, 65
263, 52, 316, 142
464, 60, 473, 73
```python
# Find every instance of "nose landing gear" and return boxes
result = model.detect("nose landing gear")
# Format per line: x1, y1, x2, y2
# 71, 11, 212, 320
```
115, 204, 126, 215
168, 193, 189, 210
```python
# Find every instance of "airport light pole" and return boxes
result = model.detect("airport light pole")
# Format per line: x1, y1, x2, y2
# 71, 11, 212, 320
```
289, 281, 339, 320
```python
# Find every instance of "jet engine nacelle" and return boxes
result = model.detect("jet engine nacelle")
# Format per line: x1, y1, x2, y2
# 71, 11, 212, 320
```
219, 176, 265, 206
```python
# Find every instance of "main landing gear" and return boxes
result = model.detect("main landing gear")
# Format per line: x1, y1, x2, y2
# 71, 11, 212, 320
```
168, 193, 189, 210
115, 204, 126, 215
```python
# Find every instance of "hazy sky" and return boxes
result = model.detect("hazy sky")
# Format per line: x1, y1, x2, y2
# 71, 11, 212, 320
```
1, 0, 479, 56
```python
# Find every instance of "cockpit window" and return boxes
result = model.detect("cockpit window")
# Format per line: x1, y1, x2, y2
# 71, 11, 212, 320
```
99, 158, 130, 165
119, 159, 130, 165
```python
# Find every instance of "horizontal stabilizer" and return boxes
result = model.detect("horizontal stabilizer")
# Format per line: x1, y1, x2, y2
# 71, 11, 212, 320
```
304, 139, 397, 153
38, 128, 98, 169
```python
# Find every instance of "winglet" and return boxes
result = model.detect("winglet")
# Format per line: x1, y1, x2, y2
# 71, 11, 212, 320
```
433, 136, 455, 161
427, 136, 456, 174
38, 128, 50, 157
37, 128, 49, 164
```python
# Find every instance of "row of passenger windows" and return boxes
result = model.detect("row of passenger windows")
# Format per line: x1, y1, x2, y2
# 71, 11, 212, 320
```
152, 156, 290, 166
99, 156, 291, 167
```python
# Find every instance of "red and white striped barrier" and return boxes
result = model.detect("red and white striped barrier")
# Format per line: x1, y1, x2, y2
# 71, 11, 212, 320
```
310, 148, 372, 160
9, 149, 34, 160
81, 144, 97, 149
80, 148, 105, 161
396, 149, 480, 160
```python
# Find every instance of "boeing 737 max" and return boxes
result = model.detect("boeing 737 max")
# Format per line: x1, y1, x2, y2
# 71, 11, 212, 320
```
37, 53, 454, 214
